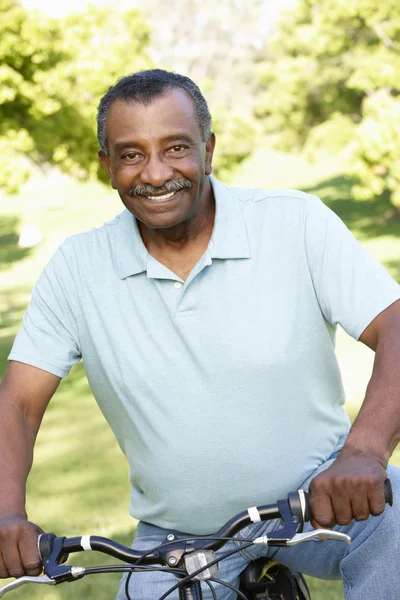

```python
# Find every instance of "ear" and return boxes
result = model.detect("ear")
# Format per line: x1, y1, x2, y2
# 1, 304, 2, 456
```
98, 150, 117, 189
204, 133, 216, 176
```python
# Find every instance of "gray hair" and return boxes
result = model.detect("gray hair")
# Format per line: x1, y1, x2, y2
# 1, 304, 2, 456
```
97, 69, 212, 155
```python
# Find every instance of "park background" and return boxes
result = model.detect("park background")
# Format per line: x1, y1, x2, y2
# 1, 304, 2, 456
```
1, 0, 400, 598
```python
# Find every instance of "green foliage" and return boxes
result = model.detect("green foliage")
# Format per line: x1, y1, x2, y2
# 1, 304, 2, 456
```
256, 1, 364, 148
257, 0, 400, 209
0, 0, 64, 192
0, 1, 151, 193
304, 114, 357, 162
212, 109, 258, 182
49, 5, 151, 183
346, 91, 400, 207
1, 0, 256, 193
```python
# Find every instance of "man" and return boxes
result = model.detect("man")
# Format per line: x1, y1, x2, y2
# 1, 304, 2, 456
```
0, 69, 399, 599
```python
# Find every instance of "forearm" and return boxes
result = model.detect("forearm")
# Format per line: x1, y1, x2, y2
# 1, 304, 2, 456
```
0, 363, 59, 578
0, 398, 38, 518
309, 333, 396, 527
343, 328, 400, 465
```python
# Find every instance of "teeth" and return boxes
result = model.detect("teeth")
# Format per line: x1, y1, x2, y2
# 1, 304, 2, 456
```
147, 191, 176, 201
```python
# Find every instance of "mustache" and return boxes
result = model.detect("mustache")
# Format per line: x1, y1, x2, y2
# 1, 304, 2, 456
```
128, 178, 194, 197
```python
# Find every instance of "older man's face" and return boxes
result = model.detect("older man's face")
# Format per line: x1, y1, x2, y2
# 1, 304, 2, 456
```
99, 89, 215, 230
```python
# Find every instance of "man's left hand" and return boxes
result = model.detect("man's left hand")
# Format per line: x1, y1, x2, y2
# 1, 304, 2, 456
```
309, 446, 388, 529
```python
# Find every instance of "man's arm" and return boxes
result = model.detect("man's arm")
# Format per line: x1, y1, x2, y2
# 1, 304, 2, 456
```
0, 361, 60, 578
310, 299, 400, 528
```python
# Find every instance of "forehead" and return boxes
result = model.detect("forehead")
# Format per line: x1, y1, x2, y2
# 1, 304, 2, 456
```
106, 89, 202, 148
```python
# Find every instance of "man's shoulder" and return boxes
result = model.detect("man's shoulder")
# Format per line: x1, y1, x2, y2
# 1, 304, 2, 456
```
226, 182, 317, 208
219, 181, 321, 225
66, 211, 123, 246
60, 211, 124, 256
50, 211, 126, 276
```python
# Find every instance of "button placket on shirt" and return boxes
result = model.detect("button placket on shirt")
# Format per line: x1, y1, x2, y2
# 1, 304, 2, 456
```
174, 253, 212, 317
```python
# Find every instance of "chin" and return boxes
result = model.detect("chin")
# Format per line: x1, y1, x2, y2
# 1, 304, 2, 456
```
139, 214, 189, 230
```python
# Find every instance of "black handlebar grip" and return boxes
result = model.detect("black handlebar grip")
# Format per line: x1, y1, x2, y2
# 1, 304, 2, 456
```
288, 490, 312, 522
384, 478, 393, 506
38, 533, 56, 560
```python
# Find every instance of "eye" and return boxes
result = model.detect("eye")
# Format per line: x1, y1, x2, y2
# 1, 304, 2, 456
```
167, 145, 190, 156
121, 152, 143, 162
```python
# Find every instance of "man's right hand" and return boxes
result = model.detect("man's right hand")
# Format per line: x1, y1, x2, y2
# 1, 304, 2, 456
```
0, 515, 43, 579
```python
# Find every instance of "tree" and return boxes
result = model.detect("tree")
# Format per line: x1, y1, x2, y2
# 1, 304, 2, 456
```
138, 0, 268, 181
0, 0, 65, 192
0, 0, 151, 193
257, 0, 400, 213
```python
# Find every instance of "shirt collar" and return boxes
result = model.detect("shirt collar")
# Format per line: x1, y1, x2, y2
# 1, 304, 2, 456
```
116, 210, 148, 279
207, 176, 250, 260
116, 175, 251, 280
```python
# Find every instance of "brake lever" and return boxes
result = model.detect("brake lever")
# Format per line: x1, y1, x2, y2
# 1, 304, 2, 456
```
0, 575, 55, 597
253, 529, 351, 547
286, 530, 351, 546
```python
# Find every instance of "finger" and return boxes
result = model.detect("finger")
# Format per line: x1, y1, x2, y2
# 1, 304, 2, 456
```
350, 494, 370, 522
368, 478, 386, 517
348, 478, 370, 522
309, 485, 335, 529
19, 525, 43, 576
329, 485, 353, 526
0, 553, 9, 579
2, 544, 24, 579
18, 528, 42, 576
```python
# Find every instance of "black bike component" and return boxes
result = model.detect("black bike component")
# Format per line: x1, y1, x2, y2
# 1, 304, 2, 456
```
159, 538, 197, 569
39, 493, 306, 597
209, 577, 249, 600
40, 535, 81, 584
296, 571, 312, 600
38, 487, 381, 599
38, 533, 56, 561
239, 558, 268, 589
287, 491, 312, 525
384, 479, 393, 506
39, 533, 69, 565
178, 580, 202, 600
204, 580, 218, 600
158, 542, 255, 600
203, 504, 281, 549
265, 499, 303, 546
240, 560, 311, 600
62, 536, 160, 564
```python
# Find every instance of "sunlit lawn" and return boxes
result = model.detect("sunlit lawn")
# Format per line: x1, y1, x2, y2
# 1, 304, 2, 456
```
1, 149, 399, 599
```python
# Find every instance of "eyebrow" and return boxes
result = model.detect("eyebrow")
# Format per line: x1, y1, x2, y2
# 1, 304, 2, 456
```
114, 134, 196, 152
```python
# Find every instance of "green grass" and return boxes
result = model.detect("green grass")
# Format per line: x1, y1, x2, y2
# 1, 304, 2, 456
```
1, 151, 399, 599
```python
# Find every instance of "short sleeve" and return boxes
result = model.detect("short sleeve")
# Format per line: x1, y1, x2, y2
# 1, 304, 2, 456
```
8, 241, 81, 377
304, 196, 400, 339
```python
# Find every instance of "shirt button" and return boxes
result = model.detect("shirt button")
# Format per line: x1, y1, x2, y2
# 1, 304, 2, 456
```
174, 282, 182, 289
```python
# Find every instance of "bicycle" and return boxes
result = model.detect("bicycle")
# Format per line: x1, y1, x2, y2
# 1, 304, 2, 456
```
0, 482, 393, 599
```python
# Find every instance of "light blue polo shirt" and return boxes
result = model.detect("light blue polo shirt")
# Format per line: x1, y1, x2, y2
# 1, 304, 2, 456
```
9, 176, 400, 534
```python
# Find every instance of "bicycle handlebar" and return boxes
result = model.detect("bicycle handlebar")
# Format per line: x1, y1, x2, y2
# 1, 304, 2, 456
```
0, 481, 393, 598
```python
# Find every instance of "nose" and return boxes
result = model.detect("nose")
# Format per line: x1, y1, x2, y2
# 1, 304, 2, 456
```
139, 152, 175, 188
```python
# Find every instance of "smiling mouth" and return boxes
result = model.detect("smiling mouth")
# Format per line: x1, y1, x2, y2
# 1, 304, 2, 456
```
146, 191, 176, 201
139, 189, 182, 203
